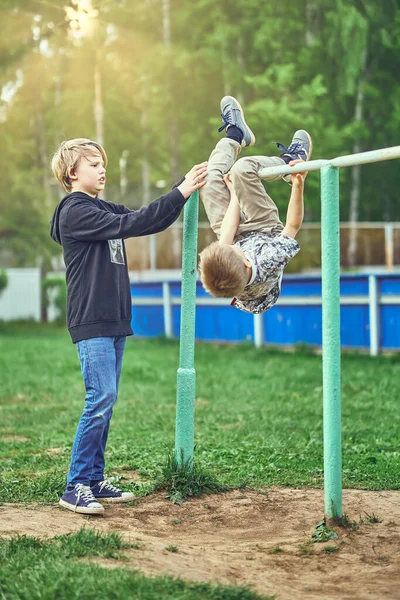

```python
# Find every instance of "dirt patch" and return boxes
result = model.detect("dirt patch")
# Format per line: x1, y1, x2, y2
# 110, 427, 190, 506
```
1, 488, 399, 600
116, 469, 143, 483
0, 435, 30, 443
44, 447, 65, 456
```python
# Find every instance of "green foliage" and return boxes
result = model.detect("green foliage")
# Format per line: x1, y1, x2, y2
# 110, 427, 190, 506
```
155, 449, 228, 504
0, 270, 7, 295
42, 275, 67, 324
54, 529, 132, 559
324, 545, 339, 553
0, 330, 399, 504
340, 514, 359, 530
311, 520, 338, 543
364, 511, 382, 524
1, 0, 400, 272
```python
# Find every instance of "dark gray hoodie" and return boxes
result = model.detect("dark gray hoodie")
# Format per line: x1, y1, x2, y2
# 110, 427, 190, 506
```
50, 188, 186, 343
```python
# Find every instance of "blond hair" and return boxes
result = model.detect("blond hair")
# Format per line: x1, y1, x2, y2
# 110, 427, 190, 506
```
51, 138, 108, 192
199, 242, 249, 297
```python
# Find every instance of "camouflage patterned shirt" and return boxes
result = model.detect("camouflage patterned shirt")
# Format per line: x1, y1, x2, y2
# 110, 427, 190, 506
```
231, 232, 300, 314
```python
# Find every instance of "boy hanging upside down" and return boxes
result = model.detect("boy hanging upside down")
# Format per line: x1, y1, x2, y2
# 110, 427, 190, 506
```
199, 96, 312, 313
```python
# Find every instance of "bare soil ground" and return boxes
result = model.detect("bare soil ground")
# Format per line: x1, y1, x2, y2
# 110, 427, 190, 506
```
1, 487, 399, 600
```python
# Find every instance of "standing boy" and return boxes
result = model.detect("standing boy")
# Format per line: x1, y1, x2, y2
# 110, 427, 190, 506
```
50, 138, 207, 514
199, 96, 311, 313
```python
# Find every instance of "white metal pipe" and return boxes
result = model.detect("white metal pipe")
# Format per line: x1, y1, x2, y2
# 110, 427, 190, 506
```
162, 281, 173, 338
368, 275, 380, 357
253, 313, 264, 348
259, 146, 400, 179
132, 294, 400, 307
149, 235, 157, 270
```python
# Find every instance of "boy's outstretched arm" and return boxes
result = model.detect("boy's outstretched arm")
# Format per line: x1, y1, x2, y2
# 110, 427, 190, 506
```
219, 173, 240, 245
65, 163, 208, 242
281, 160, 307, 239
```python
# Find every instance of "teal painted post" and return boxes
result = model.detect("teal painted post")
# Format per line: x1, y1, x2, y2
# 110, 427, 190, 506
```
321, 165, 343, 519
175, 190, 199, 466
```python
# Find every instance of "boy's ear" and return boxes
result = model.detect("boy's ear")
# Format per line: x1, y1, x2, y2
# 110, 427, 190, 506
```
244, 259, 252, 269
68, 167, 78, 181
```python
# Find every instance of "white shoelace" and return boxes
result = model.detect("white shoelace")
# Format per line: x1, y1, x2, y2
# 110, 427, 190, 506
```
74, 484, 98, 511
98, 480, 121, 494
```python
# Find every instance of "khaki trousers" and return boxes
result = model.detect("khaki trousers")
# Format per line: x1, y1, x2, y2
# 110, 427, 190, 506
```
200, 138, 285, 238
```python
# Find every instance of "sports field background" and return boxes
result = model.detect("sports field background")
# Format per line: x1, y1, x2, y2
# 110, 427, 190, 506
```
1, 324, 399, 504
1, 324, 399, 599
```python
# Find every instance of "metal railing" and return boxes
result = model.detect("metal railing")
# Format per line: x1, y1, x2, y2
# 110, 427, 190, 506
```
131, 274, 397, 357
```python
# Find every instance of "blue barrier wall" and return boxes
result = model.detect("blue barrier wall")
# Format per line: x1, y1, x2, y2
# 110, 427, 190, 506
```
130, 273, 400, 352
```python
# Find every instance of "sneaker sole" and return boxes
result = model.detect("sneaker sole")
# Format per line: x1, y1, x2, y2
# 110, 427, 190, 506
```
223, 95, 256, 148
303, 130, 313, 161
282, 131, 313, 184
96, 495, 135, 504
59, 498, 105, 514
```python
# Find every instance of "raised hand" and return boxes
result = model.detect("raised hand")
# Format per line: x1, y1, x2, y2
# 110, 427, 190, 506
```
289, 159, 308, 185
177, 162, 208, 199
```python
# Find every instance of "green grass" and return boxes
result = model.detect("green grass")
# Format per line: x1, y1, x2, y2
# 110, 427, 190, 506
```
0, 529, 268, 600
311, 520, 338, 543
0, 324, 398, 599
0, 323, 400, 506
154, 449, 228, 504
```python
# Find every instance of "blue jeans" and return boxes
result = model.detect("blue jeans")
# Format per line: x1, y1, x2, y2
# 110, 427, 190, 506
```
67, 336, 126, 487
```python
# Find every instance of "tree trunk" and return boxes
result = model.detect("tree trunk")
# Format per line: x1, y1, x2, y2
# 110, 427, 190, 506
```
305, 1, 317, 46
54, 53, 65, 201
141, 112, 151, 208
36, 108, 52, 212
141, 101, 152, 270
94, 48, 104, 146
236, 34, 245, 105
119, 149, 129, 200
162, 0, 180, 184
347, 47, 367, 267
221, 35, 231, 96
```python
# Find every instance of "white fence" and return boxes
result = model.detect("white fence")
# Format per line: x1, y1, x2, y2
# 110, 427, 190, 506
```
0, 268, 41, 321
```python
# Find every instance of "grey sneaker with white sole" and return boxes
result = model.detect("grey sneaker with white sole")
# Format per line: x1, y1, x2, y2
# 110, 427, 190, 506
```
218, 96, 256, 148
275, 129, 313, 184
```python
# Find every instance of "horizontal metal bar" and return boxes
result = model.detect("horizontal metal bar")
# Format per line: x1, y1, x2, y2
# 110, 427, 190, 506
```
132, 294, 400, 307
259, 145, 400, 178
292, 223, 400, 230
174, 297, 230, 306
380, 296, 400, 304
168, 221, 400, 230
131, 297, 164, 305
131, 296, 236, 307
276, 296, 367, 306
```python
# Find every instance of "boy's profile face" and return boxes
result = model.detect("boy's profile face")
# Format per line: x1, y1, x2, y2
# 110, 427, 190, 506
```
69, 150, 106, 197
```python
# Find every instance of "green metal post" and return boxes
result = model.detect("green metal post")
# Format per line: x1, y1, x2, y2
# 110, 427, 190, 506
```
321, 165, 343, 519
175, 190, 199, 465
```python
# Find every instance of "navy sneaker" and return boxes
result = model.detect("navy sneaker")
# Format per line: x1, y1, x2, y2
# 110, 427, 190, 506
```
59, 484, 105, 515
91, 480, 135, 504
275, 130, 312, 183
218, 96, 256, 148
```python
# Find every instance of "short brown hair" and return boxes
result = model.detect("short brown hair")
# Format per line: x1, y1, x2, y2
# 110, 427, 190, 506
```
51, 138, 108, 192
199, 242, 248, 297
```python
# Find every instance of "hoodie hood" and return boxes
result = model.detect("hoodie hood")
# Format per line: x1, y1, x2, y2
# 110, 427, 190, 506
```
50, 192, 93, 245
